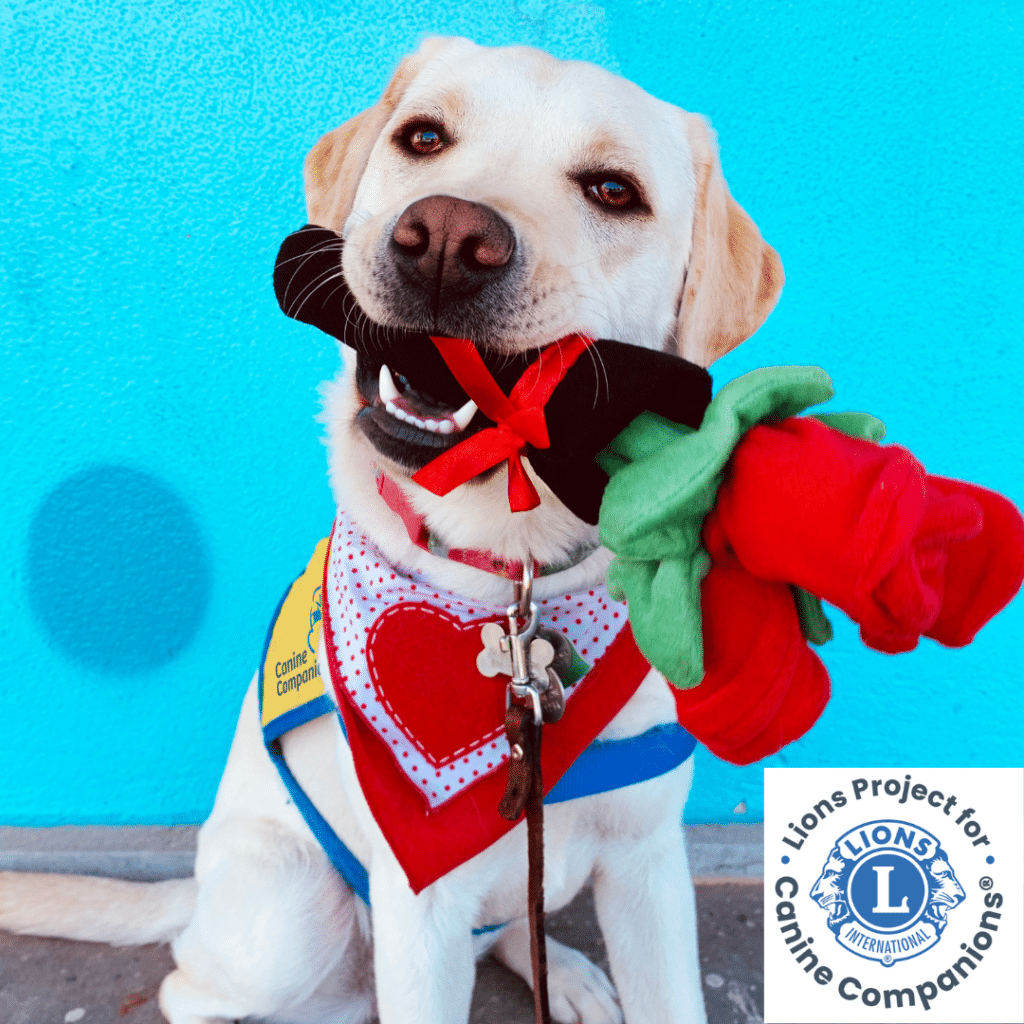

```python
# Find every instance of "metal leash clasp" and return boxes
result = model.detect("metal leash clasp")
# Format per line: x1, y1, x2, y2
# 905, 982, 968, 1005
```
503, 561, 543, 725
501, 558, 552, 1024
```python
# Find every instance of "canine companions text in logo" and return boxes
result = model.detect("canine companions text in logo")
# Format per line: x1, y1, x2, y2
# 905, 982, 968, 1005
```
764, 768, 1023, 1024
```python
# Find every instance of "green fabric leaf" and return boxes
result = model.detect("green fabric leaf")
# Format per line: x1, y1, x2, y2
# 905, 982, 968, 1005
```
810, 411, 886, 443
597, 366, 842, 689
790, 586, 834, 645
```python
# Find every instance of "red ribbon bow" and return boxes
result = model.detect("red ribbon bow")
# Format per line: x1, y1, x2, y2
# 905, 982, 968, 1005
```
412, 334, 593, 511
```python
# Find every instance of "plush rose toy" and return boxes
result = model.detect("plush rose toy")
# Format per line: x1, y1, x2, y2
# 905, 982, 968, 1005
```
276, 225, 1024, 767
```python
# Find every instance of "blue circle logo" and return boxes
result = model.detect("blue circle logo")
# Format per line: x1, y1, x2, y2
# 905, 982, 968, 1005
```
848, 850, 927, 932
810, 819, 964, 966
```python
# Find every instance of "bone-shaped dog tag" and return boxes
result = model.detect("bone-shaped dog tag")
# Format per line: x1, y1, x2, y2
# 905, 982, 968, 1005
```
477, 621, 513, 678
477, 623, 556, 682
526, 637, 555, 680
478, 614, 567, 723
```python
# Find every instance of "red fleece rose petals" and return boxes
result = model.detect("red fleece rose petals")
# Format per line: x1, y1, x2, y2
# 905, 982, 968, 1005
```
859, 481, 983, 652
673, 568, 794, 747
668, 415, 1020, 764
710, 419, 930, 629
672, 567, 830, 763
720, 642, 830, 765
706, 417, 1005, 653
705, 418, 1022, 658
923, 475, 1024, 647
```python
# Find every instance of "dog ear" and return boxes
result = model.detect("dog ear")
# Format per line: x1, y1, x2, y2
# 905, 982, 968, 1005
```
304, 38, 456, 230
674, 115, 784, 367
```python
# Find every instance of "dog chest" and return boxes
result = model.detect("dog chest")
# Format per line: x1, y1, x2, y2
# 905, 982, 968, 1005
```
257, 513, 696, 896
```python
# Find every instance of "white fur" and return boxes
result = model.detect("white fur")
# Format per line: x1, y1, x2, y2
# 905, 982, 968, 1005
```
0, 38, 787, 1024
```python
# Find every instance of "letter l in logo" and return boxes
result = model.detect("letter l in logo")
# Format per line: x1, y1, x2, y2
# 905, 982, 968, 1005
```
872, 866, 909, 913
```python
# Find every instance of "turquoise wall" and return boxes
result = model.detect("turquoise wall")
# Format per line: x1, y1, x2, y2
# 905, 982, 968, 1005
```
2, 0, 1020, 825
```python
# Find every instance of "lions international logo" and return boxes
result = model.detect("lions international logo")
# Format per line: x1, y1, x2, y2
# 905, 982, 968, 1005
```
810, 819, 965, 966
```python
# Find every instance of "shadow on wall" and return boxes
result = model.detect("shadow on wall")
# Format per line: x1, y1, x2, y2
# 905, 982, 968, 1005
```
26, 465, 211, 675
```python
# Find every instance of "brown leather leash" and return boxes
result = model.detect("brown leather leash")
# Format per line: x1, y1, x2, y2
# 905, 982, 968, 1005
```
499, 701, 550, 1024
496, 563, 553, 1024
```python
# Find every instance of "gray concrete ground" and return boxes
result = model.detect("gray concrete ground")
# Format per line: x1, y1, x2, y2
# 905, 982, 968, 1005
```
0, 826, 764, 1024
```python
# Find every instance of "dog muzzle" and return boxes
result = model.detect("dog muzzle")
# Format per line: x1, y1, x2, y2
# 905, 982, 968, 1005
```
273, 224, 713, 523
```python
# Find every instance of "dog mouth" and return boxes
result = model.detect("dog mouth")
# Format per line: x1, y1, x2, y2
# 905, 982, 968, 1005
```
353, 342, 539, 471
375, 363, 478, 437
273, 223, 550, 474
356, 361, 481, 467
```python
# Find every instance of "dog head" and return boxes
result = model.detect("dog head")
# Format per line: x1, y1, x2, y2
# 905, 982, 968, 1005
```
309, 38, 783, 569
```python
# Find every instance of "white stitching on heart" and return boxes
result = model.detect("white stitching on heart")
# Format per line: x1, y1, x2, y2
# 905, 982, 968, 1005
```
365, 602, 506, 766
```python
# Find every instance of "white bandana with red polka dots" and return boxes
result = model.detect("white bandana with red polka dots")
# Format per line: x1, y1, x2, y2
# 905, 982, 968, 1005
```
324, 510, 630, 810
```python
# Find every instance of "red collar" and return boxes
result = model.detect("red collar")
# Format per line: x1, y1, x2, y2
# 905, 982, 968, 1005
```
376, 471, 597, 580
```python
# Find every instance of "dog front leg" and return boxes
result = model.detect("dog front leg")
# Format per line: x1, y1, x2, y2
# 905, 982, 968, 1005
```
592, 825, 707, 1024
370, 861, 477, 1024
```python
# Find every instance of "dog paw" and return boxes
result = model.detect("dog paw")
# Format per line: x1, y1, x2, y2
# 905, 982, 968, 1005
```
544, 937, 623, 1024
490, 919, 622, 1023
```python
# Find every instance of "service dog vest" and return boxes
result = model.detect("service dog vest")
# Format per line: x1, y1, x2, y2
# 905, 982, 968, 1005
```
260, 513, 696, 896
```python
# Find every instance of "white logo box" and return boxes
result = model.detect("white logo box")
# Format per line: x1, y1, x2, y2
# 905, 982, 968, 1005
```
764, 767, 1023, 1024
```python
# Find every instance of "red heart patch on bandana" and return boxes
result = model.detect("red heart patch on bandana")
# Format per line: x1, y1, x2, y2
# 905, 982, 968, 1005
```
364, 603, 508, 766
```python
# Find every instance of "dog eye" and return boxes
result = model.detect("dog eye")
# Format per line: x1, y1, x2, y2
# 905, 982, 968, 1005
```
399, 123, 446, 156
582, 175, 643, 211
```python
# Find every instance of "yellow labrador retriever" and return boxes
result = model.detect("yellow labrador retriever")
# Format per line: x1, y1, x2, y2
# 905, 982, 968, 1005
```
0, 37, 781, 1024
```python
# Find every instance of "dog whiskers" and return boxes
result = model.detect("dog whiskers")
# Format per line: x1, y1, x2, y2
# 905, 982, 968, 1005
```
288, 268, 347, 320
281, 245, 344, 312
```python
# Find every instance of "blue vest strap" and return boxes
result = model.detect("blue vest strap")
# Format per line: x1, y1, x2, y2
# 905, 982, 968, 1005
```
546, 723, 696, 804
265, 726, 371, 905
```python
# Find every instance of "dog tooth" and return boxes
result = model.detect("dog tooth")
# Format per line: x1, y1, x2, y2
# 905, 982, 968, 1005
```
412, 416, 427, 429
438, 421, 454, 434
393, 407, 409, 422
379, 364, 400, 403
423, 419, 440, 431
452, 398, 478, 431
385, 400, 398, 415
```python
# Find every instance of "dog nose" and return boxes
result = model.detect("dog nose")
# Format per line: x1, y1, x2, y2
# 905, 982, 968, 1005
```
391, 196, 515, 292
